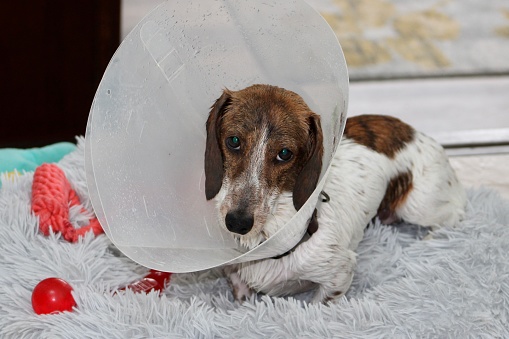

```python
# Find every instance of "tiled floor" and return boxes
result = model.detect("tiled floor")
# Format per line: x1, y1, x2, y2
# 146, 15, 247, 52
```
348, 77, 509, 148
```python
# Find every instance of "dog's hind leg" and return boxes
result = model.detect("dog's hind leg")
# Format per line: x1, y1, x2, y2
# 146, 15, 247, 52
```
389, 132, 467, 229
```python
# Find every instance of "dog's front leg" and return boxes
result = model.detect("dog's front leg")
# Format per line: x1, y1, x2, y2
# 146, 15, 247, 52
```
223, 265, 254, 302
296, 243, 357, 304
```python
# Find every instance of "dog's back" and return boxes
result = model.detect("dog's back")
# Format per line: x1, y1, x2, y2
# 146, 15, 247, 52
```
339, 115, 466, 230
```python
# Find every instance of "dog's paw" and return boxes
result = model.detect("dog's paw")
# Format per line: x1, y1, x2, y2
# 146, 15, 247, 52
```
378, 208, 401, 225
227, 272, 254, 302
312, 287, 344, 304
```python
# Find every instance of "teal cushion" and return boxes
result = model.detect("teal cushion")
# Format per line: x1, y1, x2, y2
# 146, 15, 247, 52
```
0, 142, 76, 173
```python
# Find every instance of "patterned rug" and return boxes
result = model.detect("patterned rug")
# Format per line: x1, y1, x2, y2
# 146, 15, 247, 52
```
310, 0, 509, 80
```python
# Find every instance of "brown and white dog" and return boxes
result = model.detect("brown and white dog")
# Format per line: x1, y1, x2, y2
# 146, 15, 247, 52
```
204, 84, 467, 303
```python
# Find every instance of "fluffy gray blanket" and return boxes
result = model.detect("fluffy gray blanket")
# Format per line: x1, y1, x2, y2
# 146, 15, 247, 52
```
1, 138, 508, 338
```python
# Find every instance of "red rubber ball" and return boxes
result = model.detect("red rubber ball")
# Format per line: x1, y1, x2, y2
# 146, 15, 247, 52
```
32, 278, 77, 315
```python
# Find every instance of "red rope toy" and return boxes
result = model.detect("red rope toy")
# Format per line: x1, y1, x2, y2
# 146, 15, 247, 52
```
31, 163, 103, 242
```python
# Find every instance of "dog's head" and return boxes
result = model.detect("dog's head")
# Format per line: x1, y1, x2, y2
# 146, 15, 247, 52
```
204, 84, 323, 248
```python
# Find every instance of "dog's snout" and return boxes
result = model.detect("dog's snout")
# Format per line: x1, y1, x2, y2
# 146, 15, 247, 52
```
225, 211, 254, 235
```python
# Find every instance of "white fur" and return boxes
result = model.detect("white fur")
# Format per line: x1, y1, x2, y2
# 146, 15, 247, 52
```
223, 133, 467, 303
248, 127, 269, 189
214, 125, 283, 249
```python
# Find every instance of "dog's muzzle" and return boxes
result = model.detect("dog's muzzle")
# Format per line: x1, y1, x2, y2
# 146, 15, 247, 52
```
225, 211, 254, 235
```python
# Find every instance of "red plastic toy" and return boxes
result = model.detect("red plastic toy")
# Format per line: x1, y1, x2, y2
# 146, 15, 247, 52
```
31, 163, 103, 242
32, 278, 76, 315
31, 271, 171, 315
120, 270, 172, 295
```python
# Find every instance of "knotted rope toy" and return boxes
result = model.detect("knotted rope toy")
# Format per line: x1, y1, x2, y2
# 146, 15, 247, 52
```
31, 163, 103, 242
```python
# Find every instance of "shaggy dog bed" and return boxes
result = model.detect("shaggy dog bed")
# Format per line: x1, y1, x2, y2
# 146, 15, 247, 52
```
1, 138, 508, 338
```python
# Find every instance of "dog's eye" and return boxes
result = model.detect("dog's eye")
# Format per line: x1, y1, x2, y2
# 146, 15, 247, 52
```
226, 136, 241, 151
276, 148, 293, 162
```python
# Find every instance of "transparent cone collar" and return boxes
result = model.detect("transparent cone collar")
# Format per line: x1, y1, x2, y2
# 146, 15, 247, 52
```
85, 0, 348, 273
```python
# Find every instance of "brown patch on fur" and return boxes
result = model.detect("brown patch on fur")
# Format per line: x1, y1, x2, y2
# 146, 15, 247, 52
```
205, 90, 232, 200
292, 114, 323, 210
378, 171, 414, 224
344, 115, 415, 158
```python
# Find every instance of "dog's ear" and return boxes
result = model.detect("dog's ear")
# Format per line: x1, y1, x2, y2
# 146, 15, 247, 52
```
205, 89, 232, 200
293, 113, 324, 210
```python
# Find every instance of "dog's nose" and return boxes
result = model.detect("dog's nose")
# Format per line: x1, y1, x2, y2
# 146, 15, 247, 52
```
225, 211, 254, 235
